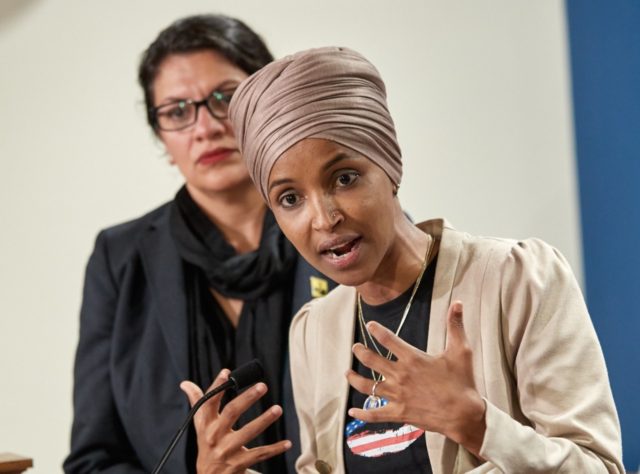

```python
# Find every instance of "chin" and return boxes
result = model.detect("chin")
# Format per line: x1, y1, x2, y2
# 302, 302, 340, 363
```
198, 174, 254, 194
313, 263, 370, 289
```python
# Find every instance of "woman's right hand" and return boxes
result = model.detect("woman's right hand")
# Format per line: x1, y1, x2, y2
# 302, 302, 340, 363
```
180, 370, 292, 474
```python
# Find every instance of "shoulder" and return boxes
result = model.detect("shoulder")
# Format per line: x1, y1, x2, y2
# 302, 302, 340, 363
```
424, 218, 579, 310
464, 233, 576, 290
441, 222, 582, 330
90, 201, 173, 271
98, 202, 171, 243
425, 218, 573, 276
290, 285, 355, 344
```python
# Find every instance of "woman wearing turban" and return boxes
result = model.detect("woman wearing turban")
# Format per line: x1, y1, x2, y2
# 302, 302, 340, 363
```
197, 47, 623, 473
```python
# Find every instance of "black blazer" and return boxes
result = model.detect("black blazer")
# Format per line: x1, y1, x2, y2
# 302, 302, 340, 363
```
64, 202, 336, 473
64, 203, 198, 472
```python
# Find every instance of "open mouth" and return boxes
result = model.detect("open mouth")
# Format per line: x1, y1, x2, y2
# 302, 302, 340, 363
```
323, 237, 361, 258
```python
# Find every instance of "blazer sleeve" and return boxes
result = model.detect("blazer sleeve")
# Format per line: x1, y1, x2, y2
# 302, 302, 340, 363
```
289, 301, 323, 474
475, 239, 623, 473
63, 231, 146, 473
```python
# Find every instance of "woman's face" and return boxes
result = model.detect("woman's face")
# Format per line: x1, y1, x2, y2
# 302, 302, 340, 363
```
152, 50, 250, 196
268, 138, 400, 287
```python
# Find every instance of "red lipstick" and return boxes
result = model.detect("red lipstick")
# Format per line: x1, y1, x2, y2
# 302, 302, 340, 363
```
197, 148, 236, 166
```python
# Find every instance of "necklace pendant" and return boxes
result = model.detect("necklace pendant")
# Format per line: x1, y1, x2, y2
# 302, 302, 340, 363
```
363, 395, 382, 410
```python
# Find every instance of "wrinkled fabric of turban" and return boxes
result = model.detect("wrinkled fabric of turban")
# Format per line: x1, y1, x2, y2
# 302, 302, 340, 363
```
229, 46, 402, 203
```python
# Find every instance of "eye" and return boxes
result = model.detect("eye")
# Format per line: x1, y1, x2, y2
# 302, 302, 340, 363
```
213, 89, 235, 103
335, 171, 359, 187
159, 102, 189, 120
278, 191, 301, 209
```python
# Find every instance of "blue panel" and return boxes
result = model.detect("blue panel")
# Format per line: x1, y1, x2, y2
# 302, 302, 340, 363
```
566, 1, 640, 469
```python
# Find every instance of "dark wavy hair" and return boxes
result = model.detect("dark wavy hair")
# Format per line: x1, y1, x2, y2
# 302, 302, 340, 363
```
138, 14, 274, 130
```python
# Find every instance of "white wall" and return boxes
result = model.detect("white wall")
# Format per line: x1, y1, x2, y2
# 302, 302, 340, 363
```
0, 1, 579, 471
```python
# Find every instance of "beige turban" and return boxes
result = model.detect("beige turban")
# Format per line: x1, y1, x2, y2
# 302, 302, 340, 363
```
229, 46, 402, 203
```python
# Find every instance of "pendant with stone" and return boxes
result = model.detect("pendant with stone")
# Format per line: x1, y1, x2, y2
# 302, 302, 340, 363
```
363, 378, 385, 410
363, 394, 383, 410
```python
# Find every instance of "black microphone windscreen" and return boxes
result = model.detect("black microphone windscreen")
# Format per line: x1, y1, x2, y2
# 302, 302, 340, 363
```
229, 359, 264, 390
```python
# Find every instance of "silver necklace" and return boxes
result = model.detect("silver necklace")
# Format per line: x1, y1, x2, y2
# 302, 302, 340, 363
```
356, 237, 433, 410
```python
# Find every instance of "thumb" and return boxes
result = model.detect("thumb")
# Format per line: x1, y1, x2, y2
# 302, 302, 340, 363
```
445, 300, 468, 352
180, 380, 204, 408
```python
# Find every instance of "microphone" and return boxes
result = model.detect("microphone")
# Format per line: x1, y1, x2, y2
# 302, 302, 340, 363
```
151, 359, 265, 474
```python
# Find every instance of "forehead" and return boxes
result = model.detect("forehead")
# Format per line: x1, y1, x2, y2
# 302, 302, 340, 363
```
152, 50, 248, 104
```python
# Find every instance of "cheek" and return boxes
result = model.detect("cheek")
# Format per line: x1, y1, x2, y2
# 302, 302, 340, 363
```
161, 133, 191, 163
274, 210, 313, 255
346, 188, 395, 242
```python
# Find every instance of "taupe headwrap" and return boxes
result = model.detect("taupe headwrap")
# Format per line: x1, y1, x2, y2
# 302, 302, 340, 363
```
229, 46, 402, 203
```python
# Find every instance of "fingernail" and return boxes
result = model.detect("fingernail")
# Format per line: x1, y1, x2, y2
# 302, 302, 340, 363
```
255, 383, 266, 394
283, 440, 292, 449
271, 405, 282, 415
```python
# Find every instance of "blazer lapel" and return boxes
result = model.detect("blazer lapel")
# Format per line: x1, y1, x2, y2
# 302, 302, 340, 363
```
138, 207, 190, 380
316, 285, 356, 472
422, 219, 464, 474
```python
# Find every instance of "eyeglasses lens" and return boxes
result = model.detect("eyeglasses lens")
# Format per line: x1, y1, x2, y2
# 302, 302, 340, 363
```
156, 102, 194, 131
207, 91, 231, 119
154, 90, 234, 131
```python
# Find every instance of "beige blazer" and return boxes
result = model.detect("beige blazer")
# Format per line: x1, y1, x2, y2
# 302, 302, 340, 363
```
289, 219, 623, 473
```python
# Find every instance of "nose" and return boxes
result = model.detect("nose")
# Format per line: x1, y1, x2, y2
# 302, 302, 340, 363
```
193, 103, 226, 140
310, 195, 343, 232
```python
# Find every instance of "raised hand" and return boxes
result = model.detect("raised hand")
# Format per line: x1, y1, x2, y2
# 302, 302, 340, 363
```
346, 301, 486, 456
180, 370, 291, 474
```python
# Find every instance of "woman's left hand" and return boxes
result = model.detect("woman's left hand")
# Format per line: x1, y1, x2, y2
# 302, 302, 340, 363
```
346, 301, 486, 457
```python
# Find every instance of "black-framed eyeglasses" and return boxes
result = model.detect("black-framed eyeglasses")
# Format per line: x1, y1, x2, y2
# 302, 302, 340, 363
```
151, 88, 236, 132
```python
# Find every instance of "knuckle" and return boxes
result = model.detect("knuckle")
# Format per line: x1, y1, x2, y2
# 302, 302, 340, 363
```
376, 330, 390, 344
404, 351, 421, 366
221, 403, 239, 420
210, 445, 227, 460
359, 348, 375, 363
459, 343, 473, 358
393, 369, 408, 385
256, 447, 274, 461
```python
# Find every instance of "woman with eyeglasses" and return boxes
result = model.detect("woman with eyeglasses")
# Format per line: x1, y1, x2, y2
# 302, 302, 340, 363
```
219, 47, 623, 473
64, 15, 331, 474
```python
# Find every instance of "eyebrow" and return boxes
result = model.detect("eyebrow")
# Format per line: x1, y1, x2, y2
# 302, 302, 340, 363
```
268, 152, 357, 193
322, 153, 353, 171
157, 80, 241, 106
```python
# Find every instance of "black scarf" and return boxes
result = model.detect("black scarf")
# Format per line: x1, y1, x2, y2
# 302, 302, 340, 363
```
170, 186, 297, 474
171, 186, 295, 300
